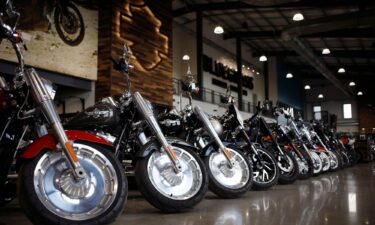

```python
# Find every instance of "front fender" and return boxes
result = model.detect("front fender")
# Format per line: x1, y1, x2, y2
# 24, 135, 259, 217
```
20, 130, 114, 159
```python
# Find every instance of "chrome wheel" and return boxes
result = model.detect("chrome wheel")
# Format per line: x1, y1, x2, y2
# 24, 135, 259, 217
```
252, 149, 278, 184
318, 152, 330, 172
147, 146, 203, 200
277, 154, 294, 173
328, 152, 339, 170
292, 152, 309, 175
208, 149, 250, 189
33, 143, 118, 221
310, 151, 323, 174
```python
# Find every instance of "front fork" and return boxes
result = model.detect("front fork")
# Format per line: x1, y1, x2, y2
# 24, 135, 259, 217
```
194, 106, 235, 167
132, 92, 182, 173
240, 129, 265, 167
25, 68, 86, 180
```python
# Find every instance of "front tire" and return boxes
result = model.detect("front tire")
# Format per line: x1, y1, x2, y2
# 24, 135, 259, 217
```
310, 151, 323, 175
292, 147, 314, 180
135, 140, 208, 213
276, 151, 299, 184
18, 142, 128, 225
203, 147, 252, 198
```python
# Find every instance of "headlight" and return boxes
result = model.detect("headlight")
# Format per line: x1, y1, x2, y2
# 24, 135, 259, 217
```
209, 118, 223, 136
42, 78, 56, 100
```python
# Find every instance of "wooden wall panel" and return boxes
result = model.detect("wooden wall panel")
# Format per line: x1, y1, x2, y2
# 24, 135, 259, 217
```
97, 0, 173, 106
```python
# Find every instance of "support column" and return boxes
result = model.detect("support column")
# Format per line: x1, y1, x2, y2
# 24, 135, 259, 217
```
196, 10, 203, 97
236, 37, 243, 110
264, 61, 269, 100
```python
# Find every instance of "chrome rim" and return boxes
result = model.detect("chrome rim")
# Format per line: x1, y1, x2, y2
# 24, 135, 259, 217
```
328, 152, 339, 170
208, 149, 250, 189
251, 149, 278, 184
277, 153, 294, 174
292, 152, 309, 175
147, 147, 202, 200
310, 151, 322, 174
319, 152, 331, 171
33, 143, 118, 221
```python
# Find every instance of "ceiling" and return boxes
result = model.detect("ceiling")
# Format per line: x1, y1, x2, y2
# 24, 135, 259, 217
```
173, 0, 375, 100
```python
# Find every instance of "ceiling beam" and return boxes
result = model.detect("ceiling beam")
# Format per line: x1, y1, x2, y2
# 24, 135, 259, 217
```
253, 50, 375, 58
173, 0, 368, 17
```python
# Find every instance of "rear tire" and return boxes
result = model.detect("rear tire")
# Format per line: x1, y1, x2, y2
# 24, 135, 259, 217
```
18, 142, 128, 225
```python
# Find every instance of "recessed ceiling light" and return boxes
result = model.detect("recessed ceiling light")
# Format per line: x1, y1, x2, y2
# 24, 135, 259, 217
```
357, 91, 363, 96
259, 55, 267, 62
256, 72, 260, 75
214, 26, 224, 34
182, 54, 190, 61
322, 48, 331, 55
293, 13, 304, 21
318, 94, 324, 99
349, 81, 356, 86
286, 73, 293, 78
304, 85, 311, 90
247, 67, 250, 70
252, 69, 255, 72
338, 67, 345, 73
242, 65, 245, 68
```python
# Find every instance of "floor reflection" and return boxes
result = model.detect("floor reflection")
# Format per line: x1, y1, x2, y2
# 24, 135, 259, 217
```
0, 163, 374, 225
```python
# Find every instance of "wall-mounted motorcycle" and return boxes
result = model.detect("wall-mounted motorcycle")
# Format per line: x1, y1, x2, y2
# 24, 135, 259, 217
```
243, 103, 299, 184
0, 1, 127, 224
65, 45, 208, 212
219, 98, 279, 190
159, 78, 253, 198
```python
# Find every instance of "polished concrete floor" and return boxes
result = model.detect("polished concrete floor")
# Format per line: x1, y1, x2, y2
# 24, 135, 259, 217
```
1, 162, 374, 225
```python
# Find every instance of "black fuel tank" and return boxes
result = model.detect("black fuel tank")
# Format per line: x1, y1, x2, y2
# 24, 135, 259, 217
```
65, 102, 120, 131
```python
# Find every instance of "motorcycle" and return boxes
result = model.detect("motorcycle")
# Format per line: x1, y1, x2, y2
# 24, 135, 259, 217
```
279, 109, 324, 175
159, 78, 253, 198
273, 108, 314, 179
219, 98, 279, 190
65, 45, 208, 212
0, 1, 127, 224
243, 103, 299, 184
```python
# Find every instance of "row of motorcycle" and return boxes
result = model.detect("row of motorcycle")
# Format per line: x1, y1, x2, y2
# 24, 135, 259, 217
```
0, 2, 358, 224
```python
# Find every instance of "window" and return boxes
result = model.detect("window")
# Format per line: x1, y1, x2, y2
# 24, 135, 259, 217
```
343, 104, 352, 119
313, 106, 321, 121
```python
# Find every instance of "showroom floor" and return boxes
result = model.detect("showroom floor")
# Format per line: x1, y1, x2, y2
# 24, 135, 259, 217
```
1, 163, 374, 225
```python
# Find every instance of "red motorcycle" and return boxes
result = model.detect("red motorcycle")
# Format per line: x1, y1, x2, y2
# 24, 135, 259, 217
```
0, 1, 127, 224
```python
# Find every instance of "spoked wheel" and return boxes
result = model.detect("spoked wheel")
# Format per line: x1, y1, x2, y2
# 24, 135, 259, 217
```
247, 148, 279, 190
291, 147, 314, 180
18, 142, 127, 225
328, 151, 340, 171
54, 3, 85, 46
310, 151, 323, 175
135, 139, 208, 213
204, 147, 252, 198
318, 152, 331, 172
276, 151, 299, 184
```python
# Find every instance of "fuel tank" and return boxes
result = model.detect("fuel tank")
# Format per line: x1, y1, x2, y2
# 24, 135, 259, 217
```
158, 109, 184, 135
65, 102, 120, 131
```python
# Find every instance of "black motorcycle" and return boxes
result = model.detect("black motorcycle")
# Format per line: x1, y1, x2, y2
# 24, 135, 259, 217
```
219, 98, 279, 190
0, 2, 127, 224
159, 79, 253, 198
65, 46, 208, 212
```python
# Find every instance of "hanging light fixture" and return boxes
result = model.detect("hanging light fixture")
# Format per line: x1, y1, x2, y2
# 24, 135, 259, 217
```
349, 81, 356, 86
318, 94, 324, 99
304, 85, 311, 90
286, 73, 293, 78
259, 55, 267, 62
338, 67, 346, 73
322, 48, 331, 55
182, 54, 190, 61
214, 26, 224, 34
293, 13, 304, 21
357, 91, 363, 96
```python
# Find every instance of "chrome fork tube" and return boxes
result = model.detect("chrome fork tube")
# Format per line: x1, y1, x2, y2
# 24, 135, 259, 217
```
24, 68, 86, 179
132, 92, 182, 172
194, 106, 235, 166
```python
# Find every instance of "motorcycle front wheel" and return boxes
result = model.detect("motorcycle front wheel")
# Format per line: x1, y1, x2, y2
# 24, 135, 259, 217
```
319, 152, 331, 172
292, 147, 314, 180
18, 142, 128, 225
247, 148, 279, 190
135, 140, 208, 213
54, 2, 85, 46
276, 150, 299, 184
310, 151, 323, 175
203, 146, 252, 198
